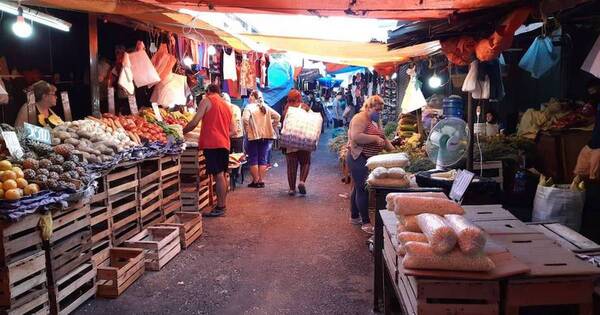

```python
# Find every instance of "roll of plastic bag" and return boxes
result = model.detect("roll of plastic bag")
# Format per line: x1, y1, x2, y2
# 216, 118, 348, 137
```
399, 215, 421, 232
416, 213, 457, 254
403, 241, 495, 272
388, 192, 447, 213
444, 214, 486, 255
397, 232, 428, 256
394, 196, 464, 216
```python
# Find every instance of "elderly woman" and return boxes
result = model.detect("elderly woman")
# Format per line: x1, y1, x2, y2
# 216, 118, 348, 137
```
347, 95, 394, 234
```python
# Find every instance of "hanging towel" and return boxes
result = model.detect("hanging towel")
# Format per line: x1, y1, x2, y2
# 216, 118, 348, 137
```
582, 35, 600, 78
223, 48, 237, 81
519, 36, 559, 79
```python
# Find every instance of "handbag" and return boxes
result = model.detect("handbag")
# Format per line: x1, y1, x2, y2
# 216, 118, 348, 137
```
280, 106, 323, 151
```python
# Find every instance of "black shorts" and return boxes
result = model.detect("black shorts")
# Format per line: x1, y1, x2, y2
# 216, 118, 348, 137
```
204, 148, 230, 175
230, 137, 244, 153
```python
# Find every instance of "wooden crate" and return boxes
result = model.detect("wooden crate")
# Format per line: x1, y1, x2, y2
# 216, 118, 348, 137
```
0, 287, 48, 315
96, 248, 145, 298
160, 156, 180, 181
47, 261, 95, 315
0, 251, 48, 311
0, 214, 43, 266
109, 191, 139, 244
112, 221, 140, 248
139, 182, 163, 228
180, 177, 212, 212
156, 212, 202, 249
124, 227, 181, 271
396, 275, 500, 315
161, 176, 182, 219
90, 175, 107, 205
528, 222, 600, 253
138, 158, 161, 188
106, 163, 139, 196
91, 237, 111, 269
473, 160, 503, 188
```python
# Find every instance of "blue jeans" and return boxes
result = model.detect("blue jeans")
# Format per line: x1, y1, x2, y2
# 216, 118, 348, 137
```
346, 152, 370, 224
246, 139, 271, 166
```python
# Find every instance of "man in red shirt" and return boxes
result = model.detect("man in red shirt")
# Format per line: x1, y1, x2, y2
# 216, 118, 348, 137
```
184, 84, 236, 217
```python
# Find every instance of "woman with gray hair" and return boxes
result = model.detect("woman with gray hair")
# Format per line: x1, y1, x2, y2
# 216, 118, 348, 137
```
15, 80, 62, 128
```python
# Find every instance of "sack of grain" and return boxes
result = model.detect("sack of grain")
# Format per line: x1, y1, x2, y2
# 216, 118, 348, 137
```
366, 153, 410, 169
394, 196, 464, 216
367, 174, 411, 188
416, 213, 457, 254
403, 241, 495, 272
444, 214, 487, 255
397, 232, 428, 256
387, 168, 406, 179
371, 167, 388, 179
388, 192, 447, 212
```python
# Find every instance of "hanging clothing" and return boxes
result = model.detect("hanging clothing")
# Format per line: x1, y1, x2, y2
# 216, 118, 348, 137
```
190, 40, 199, 65
240, 57, 256, 90
150, 73, 189, 108
209, 48, 221, 75
197, 43, 210, 69
223, 48, 237, 81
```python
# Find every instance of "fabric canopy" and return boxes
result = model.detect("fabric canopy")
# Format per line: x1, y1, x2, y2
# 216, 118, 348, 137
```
138, 0, 520, 20
242, 34, 441, 67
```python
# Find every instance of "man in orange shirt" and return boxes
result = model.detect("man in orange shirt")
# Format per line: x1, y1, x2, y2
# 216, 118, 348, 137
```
184, 84, 236, 217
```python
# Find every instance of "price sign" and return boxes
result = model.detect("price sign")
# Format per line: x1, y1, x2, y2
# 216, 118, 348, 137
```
128, 94, 138, 115
151, 103, 163, 121
23, 122, 51, 144
107, 87, 115, 114
60, 91, 72, 121
2, 131, 23, 159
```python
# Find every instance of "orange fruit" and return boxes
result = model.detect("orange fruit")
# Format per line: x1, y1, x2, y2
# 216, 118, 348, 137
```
24, 184, 39, 196
0, 160, 12, 171
4, 189, 20, 200
11, 167, 24, 179
1, 171, 16, 182
16, 178, 28, 189
3, 179, 17, 191
0, 189, 4, 199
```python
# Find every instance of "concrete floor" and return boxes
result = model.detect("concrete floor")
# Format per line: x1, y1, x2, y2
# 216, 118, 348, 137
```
77, 133, 374, 315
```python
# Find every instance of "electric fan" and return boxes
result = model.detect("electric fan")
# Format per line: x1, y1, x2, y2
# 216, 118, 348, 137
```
425, 117, 470, 170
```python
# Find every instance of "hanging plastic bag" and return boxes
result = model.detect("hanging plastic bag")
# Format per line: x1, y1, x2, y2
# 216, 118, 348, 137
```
128, 41, 161, 88
401, 67, 427, 114
471, 75, 490, 100
462, 60, 479, 92
118, 52, 135, 95
582, 34, 600, 78
0, 79, 7, 105
150, 73, 188, 107
532, 182, 585, 231
519, 36, 559, 79
151, 43, 177, 81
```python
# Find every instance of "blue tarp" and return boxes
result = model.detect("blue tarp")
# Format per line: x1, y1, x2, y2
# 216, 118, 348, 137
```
318, 77, 343, 88
259, 60, 295, 112
327, 66, 365, 75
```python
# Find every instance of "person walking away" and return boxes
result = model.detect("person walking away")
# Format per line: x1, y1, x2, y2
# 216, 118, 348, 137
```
223, 93, 244, 153
15, 80, 63, 128
282, 89, 314, 196
242, 90, 280, 188
310, 95, 327, 134
183, 84, 236, 217
347, 95, 394, 234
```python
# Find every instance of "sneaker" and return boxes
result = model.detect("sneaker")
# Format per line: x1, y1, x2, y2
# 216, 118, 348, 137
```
361, 223, 374, 234
298, 182, 306, 195
350, 217, 362, 225
203, 208, 225, 217
247, 182, 261, 188
257, 182, 265, 188
288, 190, 296, 196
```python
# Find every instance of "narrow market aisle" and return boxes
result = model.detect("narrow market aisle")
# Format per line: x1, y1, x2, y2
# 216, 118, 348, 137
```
78, 132, 374, 315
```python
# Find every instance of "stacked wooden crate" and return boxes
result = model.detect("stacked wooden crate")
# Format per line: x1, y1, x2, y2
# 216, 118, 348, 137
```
138, 158, 163, 228
125, 226, 181, 271
160, 156, 182, 220
157, 212, 203, 249
96, 247, 145, 299
45, 201, 96, 315
89, 175, 111, 267
180, 148, 213, 212
0, 214, 49, 314
107, 163, 140, 246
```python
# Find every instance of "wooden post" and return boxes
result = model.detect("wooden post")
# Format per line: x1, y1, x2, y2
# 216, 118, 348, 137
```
466, 93, 474, 171
88, 14, 100, 117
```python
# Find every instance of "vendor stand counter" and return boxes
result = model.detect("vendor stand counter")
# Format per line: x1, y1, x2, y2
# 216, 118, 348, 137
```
374, 205, 600, 315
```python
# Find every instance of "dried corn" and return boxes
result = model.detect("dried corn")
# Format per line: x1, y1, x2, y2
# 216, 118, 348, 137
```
444, 214, 486, 255
416, 213, 457, 254
403, 241, 495, 272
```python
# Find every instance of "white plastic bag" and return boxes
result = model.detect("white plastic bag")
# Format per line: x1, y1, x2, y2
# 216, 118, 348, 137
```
532, 185, 585, 231
366, 153, 409, 169
462, 60, 479, 92
118, 52, 135, 95
280, 106, 323, 151
128, 42, 161, 88
0, 79, 7, 105
582, 34, 600, 78
400, 67, 427, 114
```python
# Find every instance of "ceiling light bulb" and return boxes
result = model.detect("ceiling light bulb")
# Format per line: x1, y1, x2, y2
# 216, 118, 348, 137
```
207, 45, 216, 55
183, 57, 193, 67
428, 74, 442, 89
12, 13, 32, 38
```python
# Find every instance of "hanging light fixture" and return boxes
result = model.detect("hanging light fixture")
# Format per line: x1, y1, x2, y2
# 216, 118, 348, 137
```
428, 72, 442, 89
0, 2, 71, 33
207, 45, 217, 55
12, 6, 32, 38
183, 56, 193, 68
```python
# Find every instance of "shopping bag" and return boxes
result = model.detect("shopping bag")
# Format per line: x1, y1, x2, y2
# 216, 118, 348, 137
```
280, 106, 323, 151
400, 69, 427, 114
519, 36, 559, 79
118, 53, 135, 95
129, 41, 161, 88
532, 184, 585, 231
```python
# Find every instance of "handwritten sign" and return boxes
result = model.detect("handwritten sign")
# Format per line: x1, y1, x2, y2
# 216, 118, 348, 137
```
23, 122, 51, 144
2, 131, 23, 159
128, 94, 138, 115
60, 91, 72, 121
151, 103, 163, 121
107, 87, 115, 115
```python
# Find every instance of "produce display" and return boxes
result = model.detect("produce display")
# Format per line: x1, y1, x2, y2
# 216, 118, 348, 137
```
398, 215, 420, 233
402, 241, 495, 272
397, 231, 428, 256
392, 195, 464, 216
103, 113, 167, 143
416, 213, 458, 255
0, 160, 39, 200
444, 214, 486, 255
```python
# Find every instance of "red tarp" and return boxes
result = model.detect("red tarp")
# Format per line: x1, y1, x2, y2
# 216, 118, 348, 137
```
143, 0, 520, 20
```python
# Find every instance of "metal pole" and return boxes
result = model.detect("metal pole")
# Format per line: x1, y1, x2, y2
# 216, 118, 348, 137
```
466, 92, 474, 171
88, 14, 100, 117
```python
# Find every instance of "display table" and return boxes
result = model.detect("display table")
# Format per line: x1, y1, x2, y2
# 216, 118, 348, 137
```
374, 205, 600, 314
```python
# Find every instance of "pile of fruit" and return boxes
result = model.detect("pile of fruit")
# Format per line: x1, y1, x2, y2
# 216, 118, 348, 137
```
51, 118, 139, 164
103, 113, 168, 143
141, 108, 192, 127
0, 160, 40, 201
